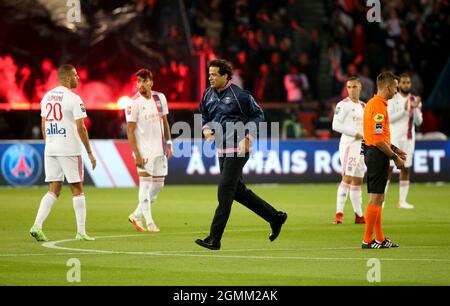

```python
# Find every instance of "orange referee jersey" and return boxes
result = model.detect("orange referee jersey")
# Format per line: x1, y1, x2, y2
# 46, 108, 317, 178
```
363, 95, 391, 146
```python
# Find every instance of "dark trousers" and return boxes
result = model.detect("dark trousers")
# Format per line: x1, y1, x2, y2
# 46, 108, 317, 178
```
209, 155, 279, 242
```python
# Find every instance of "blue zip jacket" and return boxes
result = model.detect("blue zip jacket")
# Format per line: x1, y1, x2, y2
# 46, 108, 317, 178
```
200, 82, 265, 151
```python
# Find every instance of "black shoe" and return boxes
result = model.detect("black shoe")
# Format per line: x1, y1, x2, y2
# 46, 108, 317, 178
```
195, 236, 221, 250
361, 240, 377, 249
362, 238, 399, 249
379, 238, 399, 248
269, 212, 288, 242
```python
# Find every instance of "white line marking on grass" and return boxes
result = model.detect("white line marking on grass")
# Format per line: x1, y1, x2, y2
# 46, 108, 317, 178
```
33, 232, 450, 263
0, 252, 104, 257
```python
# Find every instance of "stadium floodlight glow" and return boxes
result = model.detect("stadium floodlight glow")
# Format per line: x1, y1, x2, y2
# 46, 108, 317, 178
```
117, 96, 132, 109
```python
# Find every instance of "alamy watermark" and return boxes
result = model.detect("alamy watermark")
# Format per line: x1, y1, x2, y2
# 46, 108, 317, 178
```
67, 0, 81, 23
170, 114, 280, 158
66, 258, 81, 283
366, 0, 382, 23
366, 258, 381, 283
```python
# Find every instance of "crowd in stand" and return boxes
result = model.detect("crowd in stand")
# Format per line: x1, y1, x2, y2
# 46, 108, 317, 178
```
326, 0, 449, 135
328, 0, 448, 101
0, 0, 448, 139
188, 0, 320, 104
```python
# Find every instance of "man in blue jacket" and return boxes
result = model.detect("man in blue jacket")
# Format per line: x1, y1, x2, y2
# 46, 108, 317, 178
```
195, 59, 288, 250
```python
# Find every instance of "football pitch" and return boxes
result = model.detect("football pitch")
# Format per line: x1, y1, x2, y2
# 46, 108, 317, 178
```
0, 183, 449, 286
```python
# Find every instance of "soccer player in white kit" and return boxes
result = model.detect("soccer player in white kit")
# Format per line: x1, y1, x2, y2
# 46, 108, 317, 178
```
332, 77, 366, 224
30, 64, 97, 242
385, 73, 423, 209
126, 68, 172, 232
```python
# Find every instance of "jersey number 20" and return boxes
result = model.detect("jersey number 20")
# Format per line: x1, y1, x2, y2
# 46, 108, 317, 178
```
45, 103, 63, 121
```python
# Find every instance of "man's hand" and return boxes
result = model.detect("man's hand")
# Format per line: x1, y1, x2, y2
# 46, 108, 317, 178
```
238, 137, 252, 154
394, 155, 405, 170
88, 152, 97, 170
165, 143, 173, 160
392, 146, 407, 161
355, 133, 363, 140
135, 154, 148, 168
412, 96, 422, 108
203, 128, 215, 141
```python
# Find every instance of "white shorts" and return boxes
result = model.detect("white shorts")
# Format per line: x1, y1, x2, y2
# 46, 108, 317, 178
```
45, 155, 84, 183
136, 155, 168, 177
340, 141, 365, 178
390, 138, 414, 168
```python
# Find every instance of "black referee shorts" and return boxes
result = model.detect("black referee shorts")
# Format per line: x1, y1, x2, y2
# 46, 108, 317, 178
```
364, 146, 390, 194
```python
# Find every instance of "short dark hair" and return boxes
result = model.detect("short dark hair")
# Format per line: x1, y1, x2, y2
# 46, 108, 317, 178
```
376, 71, 398, 89
57, 64, 75, 81
399, 72, 411, 80
135, 68, 153, 80
208, 59, 233, 80
347, 76, 360, 83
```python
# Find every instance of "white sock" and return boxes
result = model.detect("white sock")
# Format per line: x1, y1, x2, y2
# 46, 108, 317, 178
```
34, 192, 57, 229
399, 180, 410, 203
350, 185, 363, 217
139, 177, 154, 225
150, 177, 165, 204
132, 201, 144, 219
336, 182, 350, 214
73, 194, 86, 235
382, 180, 390, 208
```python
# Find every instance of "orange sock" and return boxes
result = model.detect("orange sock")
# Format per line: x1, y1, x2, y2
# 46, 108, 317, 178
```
364, 205, 379, 243
375, 207, 385, 243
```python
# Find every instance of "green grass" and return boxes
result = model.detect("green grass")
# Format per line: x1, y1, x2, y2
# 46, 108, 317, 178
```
0, 183, 449, 286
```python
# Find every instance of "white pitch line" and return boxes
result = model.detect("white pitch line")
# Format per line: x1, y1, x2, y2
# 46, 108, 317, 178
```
0, 252, 104, 257
32, 232, 450, 263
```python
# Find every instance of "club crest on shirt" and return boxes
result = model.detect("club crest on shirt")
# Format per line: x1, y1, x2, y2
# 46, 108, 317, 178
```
127, 106, 132, 115
335, 107, 341, 115
80, 104, 86, 112
373, 113, 384, 123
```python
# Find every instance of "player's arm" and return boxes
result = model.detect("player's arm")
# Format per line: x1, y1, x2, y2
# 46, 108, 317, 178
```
126, 122, 146, 168
76, 118, 96, 170
413, 96, 423, 126
41, 116, 46, 142
388, 100, 405, 123
162, 115, 173, 160
332, 104, 361, 139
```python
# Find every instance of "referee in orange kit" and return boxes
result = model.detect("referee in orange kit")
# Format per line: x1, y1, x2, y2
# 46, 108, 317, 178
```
362, 72, 407, 249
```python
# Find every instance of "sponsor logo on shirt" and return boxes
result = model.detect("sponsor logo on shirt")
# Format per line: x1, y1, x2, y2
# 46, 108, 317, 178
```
375, 123, 383, 134
373, 113, 384, 123
46, 123, 67, 137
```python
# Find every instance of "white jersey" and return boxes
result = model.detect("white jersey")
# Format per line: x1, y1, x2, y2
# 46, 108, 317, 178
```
40, 86, 87, 156
332, 97, 365, 145
388, 92, 423, 142
125, 91, 169, 157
